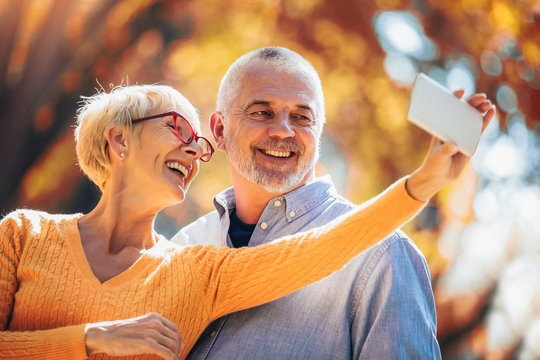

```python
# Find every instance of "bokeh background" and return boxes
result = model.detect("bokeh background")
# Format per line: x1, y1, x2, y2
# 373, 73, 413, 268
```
1, 0, 539, 358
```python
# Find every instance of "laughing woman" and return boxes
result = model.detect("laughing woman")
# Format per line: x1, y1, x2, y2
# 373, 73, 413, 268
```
0, 84, 494, 360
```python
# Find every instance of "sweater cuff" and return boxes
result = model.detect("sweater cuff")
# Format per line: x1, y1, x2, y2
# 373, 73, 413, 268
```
45, 323, 88, 360
398, 176, 429, 206
376, 176, 427, 221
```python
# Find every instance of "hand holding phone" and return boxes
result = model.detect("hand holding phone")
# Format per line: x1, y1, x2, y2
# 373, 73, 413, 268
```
405, 73, 495, 201
407, 73, 483, 156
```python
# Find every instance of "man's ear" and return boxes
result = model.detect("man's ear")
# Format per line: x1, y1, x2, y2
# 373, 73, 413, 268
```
209, 111, 227, 151
106, 125, 129, 161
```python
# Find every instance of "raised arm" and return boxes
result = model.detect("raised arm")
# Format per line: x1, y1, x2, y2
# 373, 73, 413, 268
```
192, 92, 495, 320
190, 177, 423, 320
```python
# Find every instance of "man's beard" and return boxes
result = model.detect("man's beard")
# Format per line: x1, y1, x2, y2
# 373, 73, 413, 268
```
224, 133, 318, 194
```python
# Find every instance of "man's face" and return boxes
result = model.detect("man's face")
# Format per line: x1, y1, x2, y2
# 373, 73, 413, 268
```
223, 61, 322, 194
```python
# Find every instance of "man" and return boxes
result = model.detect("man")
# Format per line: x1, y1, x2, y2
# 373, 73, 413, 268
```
172, 46, 492, 359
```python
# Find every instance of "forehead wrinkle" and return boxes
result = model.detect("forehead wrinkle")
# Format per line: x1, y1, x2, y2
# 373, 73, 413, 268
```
246, 100, 314, 112
297, 104, 314, 112
247, 100, 272, 107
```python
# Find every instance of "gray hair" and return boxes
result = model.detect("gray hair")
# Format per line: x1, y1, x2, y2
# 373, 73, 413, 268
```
216, 47, 326, 125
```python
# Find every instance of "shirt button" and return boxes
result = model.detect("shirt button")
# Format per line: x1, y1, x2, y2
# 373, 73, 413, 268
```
260, 222, 268, 230
273, 200, 281, 207
289, 211, 296, 218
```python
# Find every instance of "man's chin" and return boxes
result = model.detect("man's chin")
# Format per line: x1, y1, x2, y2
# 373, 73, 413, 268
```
252, 171, 305, 194
229, 154, 313, 193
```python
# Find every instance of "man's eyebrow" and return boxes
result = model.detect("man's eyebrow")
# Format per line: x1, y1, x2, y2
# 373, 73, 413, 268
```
244, 100, 271, 108
246, 101, 314, 112
297, 104, 314, 112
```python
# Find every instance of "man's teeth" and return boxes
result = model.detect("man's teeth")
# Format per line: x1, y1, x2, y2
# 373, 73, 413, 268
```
165, 161, 188, 177
261, 149, 292, 158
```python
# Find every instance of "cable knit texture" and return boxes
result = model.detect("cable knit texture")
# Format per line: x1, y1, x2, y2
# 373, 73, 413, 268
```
0, 178, 424, 359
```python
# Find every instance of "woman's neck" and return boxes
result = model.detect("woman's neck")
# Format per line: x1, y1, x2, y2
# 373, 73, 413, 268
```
78, 180, 159, 253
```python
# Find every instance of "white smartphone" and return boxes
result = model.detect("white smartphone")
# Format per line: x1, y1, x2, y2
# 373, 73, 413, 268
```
407, 73, 483, 156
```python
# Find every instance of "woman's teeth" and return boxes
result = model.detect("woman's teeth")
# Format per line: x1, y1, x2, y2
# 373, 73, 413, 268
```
165, 161, 188, 177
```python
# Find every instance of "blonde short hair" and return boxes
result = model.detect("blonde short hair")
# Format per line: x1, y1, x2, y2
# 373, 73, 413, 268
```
74, 84, 199, 190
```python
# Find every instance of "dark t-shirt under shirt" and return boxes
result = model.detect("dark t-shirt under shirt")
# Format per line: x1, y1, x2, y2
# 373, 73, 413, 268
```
228, 208, 256, 248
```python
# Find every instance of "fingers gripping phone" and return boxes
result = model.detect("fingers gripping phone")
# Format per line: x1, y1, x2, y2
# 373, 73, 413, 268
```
407, 73, 483, 156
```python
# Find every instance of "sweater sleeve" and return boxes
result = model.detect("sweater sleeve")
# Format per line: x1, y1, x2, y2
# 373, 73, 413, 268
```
188, 177, 426, 320
0, 211, 88, 360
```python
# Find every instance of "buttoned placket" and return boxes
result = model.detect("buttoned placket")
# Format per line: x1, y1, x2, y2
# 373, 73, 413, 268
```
249, 196, 288, 245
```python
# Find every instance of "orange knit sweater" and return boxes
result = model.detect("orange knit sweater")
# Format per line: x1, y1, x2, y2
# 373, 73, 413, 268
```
0, 178, 424, 359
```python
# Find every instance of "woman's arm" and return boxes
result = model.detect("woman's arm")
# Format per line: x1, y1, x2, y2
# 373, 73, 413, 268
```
190, 177, 425, 320
0, 326, 88, 360
193, 92, 495, 319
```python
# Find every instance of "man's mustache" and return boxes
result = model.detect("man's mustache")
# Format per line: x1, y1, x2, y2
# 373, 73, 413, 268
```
252, 138, 304, 154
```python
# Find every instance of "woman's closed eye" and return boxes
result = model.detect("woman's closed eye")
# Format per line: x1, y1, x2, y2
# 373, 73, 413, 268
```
166, 123, 179, 137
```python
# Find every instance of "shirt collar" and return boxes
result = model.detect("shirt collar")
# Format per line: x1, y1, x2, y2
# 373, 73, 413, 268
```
212, 175, 337, 222
281, 175, 336, 221
213, 186, 236, 219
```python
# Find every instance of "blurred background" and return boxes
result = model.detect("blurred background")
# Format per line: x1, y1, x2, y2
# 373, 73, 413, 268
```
0, 0, 539, 358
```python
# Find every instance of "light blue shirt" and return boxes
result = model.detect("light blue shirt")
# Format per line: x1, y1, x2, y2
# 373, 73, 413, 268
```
172, 175, 441, 359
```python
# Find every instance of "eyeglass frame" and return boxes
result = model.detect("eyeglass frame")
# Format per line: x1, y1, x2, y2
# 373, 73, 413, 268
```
131, 111, 214, 162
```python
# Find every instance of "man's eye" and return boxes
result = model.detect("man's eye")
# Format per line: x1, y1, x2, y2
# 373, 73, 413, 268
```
251, 111, 271, 116
293, 114, 313, 125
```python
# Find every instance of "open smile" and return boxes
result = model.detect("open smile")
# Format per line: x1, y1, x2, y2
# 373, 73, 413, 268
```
258, 148, 295, 159
165, 161, 189, 178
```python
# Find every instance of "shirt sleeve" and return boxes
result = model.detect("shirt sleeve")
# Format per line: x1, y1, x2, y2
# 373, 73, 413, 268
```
187, 177, 426, 320
350, 233, 441, 359
0, 211, 88, 360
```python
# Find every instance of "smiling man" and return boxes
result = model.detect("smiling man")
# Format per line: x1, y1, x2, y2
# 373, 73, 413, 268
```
172, 47, 442, 359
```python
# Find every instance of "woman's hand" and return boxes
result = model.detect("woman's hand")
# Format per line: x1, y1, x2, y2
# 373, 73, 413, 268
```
406, 90, 496, 201
85, 312, 183, 360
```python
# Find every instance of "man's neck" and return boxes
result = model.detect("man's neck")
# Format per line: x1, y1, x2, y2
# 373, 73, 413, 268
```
233, 182, 277, 224
231, 172, 314, 225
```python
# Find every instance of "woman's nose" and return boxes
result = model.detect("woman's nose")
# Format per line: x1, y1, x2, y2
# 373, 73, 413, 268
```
181, 139, 203, 160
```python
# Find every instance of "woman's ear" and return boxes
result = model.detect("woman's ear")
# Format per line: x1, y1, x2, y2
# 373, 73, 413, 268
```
209, 111, 227, 151
106, 125, 129, 161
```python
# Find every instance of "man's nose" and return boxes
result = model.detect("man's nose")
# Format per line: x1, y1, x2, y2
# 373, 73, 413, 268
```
268, 112, 295, 138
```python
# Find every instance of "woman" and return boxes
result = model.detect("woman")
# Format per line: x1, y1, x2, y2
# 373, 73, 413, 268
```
0, 84, 494, 359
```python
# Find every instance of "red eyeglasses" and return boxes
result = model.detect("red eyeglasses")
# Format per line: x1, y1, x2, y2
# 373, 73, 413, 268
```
132, 111, 214, 162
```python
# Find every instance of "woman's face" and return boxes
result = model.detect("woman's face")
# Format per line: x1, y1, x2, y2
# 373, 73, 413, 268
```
121, 105, 203, 209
